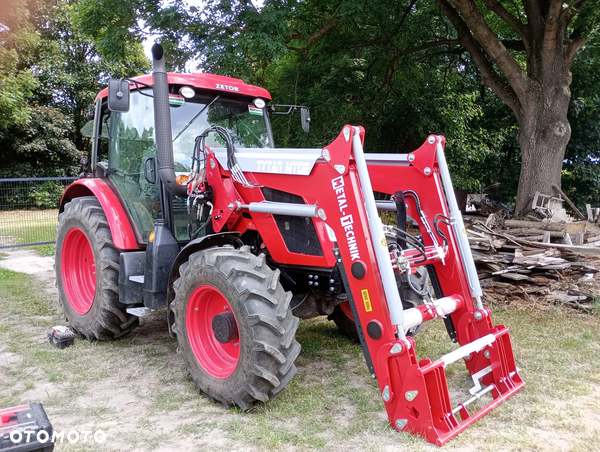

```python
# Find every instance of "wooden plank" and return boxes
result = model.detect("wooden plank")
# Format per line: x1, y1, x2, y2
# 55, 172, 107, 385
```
586, 234, 600, 244
500, 273, 532, 281
504, 235, 600, 256
586, 204, 594, 222
552, 184, 586, 220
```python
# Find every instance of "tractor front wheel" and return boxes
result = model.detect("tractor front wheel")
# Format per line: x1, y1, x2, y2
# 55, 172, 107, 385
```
55, 197, 138, 340
171, 246, 301, 410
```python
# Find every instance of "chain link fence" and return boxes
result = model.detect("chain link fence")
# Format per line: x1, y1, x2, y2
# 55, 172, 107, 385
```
0, 177, 77, 248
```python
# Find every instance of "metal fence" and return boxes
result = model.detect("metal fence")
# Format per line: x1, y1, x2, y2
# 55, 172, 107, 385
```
0, 177, 77, 248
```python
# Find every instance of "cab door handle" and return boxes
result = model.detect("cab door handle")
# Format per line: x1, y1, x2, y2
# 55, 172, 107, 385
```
143, 157, 156, 184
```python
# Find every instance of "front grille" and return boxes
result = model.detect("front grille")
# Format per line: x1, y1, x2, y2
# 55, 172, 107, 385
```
261, 188, 323, 256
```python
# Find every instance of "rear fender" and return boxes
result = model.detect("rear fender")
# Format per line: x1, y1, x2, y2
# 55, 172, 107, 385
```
166, 232, 243, 337
60, 179, 140, 250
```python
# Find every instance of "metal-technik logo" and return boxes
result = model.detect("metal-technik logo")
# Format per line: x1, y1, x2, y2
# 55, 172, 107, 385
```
9, 429, 106, 444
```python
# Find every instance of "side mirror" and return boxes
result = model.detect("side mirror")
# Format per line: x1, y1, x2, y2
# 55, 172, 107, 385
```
107, 79, 130, 113
300, 107, 311, 133
269, 104, 311, 132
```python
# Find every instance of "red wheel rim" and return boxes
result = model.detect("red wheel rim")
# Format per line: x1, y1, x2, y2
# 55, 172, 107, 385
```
186, 286, 240, 378
340, 301, 354, 320
61, 228, 96, 315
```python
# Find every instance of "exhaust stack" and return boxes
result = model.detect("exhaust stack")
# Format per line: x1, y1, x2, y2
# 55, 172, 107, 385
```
151, 44, 187, 197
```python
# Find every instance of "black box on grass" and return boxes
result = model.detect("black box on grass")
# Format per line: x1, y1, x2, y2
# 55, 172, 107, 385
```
0, 403, 54, 451
47, 326, 75, 349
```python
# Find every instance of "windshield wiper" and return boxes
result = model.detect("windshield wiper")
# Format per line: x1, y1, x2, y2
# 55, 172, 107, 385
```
228, 110, 264, 145
172, 94, 221, 143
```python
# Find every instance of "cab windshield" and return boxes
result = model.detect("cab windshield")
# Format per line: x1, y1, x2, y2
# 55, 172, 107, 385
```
170, 93, 271, 171
102, 89, 271, 242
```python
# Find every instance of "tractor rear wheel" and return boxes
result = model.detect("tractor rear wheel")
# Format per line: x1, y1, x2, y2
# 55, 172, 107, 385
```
55, 197, 138, 340
329, 265, 430, 341
171, 246, 301, 410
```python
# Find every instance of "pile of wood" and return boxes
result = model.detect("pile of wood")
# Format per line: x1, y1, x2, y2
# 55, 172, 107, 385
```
466, 213, 600, 311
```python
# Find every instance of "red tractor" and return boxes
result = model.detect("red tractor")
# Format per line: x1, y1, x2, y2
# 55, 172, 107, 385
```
56, 44, 523, 446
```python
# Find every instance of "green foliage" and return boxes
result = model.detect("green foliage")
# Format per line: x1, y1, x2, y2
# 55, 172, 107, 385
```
74, 0, 182, 69
33, 0, 149, 147
0, 0, 39, 138
30, 181, 67, 209
0, 0, 151, 179
0, 105, 81, 177
0, 0, 597, 208
562, 43, 600, 211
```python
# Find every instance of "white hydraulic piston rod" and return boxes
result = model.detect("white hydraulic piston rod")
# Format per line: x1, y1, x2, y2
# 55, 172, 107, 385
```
232, 201, 318, 218
434, 136, 484, 310
352, 127, 407, 340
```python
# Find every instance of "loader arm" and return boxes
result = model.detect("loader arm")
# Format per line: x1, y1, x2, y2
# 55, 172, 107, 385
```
200, 125, 524, 446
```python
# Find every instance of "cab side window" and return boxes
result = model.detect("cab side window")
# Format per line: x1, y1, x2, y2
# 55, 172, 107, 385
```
106, 91, 161, 242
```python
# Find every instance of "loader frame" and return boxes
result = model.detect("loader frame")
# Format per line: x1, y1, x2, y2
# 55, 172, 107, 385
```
200, 125, 524, 446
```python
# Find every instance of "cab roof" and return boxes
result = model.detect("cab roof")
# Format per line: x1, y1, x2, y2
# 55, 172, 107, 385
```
96, 72, 271, 101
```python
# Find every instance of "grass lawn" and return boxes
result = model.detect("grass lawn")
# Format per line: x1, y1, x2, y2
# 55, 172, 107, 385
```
0, 265, 599, 451
0, 210, 58, 255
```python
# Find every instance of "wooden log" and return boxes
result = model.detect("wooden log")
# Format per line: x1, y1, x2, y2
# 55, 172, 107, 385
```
503, 228, 564, 238
504, 220, 566, 231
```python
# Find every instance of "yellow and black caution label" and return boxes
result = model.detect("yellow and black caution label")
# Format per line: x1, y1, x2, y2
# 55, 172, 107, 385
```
361, 289, 372, 312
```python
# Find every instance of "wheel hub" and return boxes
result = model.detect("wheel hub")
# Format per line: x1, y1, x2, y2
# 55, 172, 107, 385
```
186, 286, 241, 379
212, 311, 239, 344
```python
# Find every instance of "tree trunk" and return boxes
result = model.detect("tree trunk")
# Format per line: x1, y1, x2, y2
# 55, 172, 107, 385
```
514, 70, 572, 218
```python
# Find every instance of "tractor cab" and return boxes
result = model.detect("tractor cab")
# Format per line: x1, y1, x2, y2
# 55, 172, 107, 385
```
90, 73, 276, 244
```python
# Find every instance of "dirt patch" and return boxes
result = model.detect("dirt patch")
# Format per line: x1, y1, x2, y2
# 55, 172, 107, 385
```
1, 249, 600, 451
0, 248, 57, 298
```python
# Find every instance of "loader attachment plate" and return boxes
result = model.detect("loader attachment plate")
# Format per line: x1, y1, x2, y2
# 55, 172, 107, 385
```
377, 322, 524, 445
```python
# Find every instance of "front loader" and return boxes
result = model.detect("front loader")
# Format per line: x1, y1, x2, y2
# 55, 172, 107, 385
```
56, 44, 523, 446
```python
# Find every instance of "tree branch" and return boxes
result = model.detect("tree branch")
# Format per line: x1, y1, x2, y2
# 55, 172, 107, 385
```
435, 0, 522, 117
560, 0, 586, 23
543, 0, 564, 52
399, 0, 418, 28
378, 40, 461, 89
398, 39, 461, 56
481, 0, 526, 41
449, 0, 528, 99
559, 0, 588, 40
521, 0, 544, 37
567, 36, 588, 67
286, 18, 342, 52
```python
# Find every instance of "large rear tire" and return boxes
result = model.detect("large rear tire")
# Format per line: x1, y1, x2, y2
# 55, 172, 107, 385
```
55, 197, 139, 340
171, 245, 301, 410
